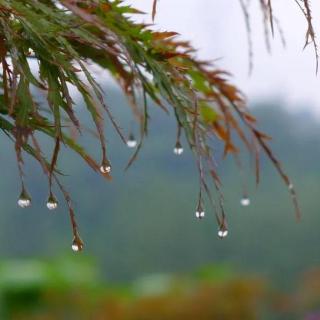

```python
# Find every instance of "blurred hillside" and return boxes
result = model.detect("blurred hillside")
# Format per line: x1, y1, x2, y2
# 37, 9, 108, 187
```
0, 258, 320, 319
0, 258, 267, 320
0, 91, 319, 292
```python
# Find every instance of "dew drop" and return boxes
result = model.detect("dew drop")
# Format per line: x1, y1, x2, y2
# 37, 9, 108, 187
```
195, 202, 205, 220
71, 243, 80, 252
218, 228, 228, 238
71, 237, 84, 252
47, 202, 57, 210
173, 141, 183, 155
17, 190, 31, 208
18, 198, 31, 208
195, 210, 205, 219
240, 197, 250, 206
127, 140, 137, 148
100, 159, 111, 174
127, 134, 137, 148
288, 183, 294, 191
100, 165, 111, 174
46, 194, 58, 210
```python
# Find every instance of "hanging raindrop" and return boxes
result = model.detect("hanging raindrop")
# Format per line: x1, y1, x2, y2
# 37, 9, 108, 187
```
46, 193, 58, 210
240, 196, 250, 206
173, 141, 183, 155
218, 228, 228, 238
71, 242, 80, 252
71, 236, 84, 252
195, 206, 205, 219
17, 189, 31, 208
100, 159, 111, 174
195, 210, 205, 219
127, 133, 137, 148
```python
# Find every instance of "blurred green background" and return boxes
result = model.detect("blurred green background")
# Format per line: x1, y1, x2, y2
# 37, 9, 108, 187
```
1, 90, 320, 319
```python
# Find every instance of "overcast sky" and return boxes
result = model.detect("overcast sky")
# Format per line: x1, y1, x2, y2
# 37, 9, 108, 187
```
125, 0, 320, 116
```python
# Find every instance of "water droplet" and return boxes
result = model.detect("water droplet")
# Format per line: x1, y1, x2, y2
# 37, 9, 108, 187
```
17, 190, 31, 208
18, 198, 31, 208
127, 134, 137, 148
71, 243, 80, 252
46, 194, 58, 210
173, 141, 183, 155
100, 165, 111, 173
100, 159, 111, 174
127, 140, 137, 148
195, 209, 205, 219
218, 228, 228, 238
240, 197, 250, 206
195, 202, 205, 219
47, 201, 57, 210
71, 236, 84, 252
288, 183, 294, 190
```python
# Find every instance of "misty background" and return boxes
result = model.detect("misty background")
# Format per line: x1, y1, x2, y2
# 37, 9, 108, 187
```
129, 0, 320, 114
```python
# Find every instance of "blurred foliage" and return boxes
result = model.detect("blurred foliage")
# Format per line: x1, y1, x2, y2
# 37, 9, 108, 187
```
1, 257, 320, 319
0, 258, 266, 320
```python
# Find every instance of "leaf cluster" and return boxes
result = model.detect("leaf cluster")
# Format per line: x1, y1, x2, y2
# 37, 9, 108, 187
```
0, 0, 303, 247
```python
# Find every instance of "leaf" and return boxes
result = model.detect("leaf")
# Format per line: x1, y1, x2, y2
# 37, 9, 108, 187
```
152, 31, 179, 41
200, 102, 218, 124
152, 0, 158, 21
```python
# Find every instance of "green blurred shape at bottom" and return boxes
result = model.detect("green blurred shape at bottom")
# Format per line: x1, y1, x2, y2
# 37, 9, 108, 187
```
0, 257, 268, 320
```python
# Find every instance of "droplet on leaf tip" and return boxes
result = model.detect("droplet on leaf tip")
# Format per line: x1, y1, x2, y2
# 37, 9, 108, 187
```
71, 243, 80, 252
71, 237, 84, 252
240, 197, 250, 206
218, 228, 228, 238
195, 210, 205, 219
17, 190, 31, 208
100, 160, 111, 174
127, 134, 137, 148
173, 141, 183, 155
46, 194, 58, 210
127, 140, 137, 148
18, 198, 31, 208
195, 201, 205, 220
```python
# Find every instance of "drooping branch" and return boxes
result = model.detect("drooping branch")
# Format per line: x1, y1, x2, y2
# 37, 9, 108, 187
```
0, 0, 313, 250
